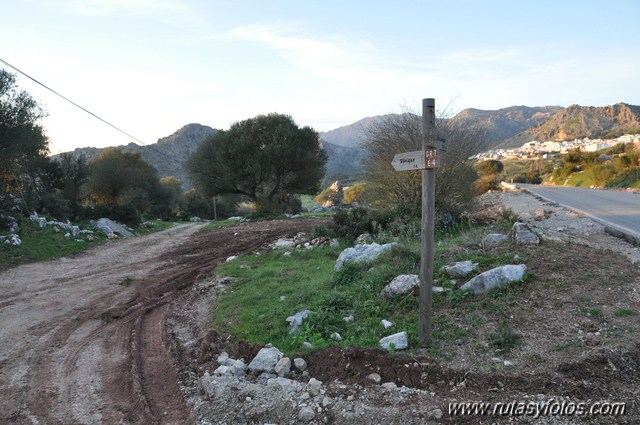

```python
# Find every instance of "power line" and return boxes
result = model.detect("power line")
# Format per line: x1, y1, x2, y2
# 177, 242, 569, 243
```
0, 57, 149, 146
0, 57, 199, 175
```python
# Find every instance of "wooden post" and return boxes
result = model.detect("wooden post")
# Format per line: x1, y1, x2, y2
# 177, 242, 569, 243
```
419, 98, 436, 344
213, 196, 218, 221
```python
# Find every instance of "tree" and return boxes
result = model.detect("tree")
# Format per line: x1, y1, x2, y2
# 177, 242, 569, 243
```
85, 148, 164, 214
363, 109, 484, 219
55, 153, 89, 218
187, 113, 327, 213
0, 69, 48, 201
343, 182, 367, 205
476, 159, 504, 177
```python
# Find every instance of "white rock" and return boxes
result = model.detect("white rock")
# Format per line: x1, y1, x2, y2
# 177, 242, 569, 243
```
460, 264, 527, 295
213, 365, 232, 376
95, 218, 134, 237
274, 238, 296, 248
379, 332, 409, 350
298, 406, 316, 422
286, 310, 313, 333
510, 222, 540, 245
225, 256, 238, 262
367, 373, 382, 384
248, 346, 284, 373
443, 260, 479, 278
381, 319, 394, 329
274, 357, 291, 377
381, 274, 419, 298
330, 332, 342, 341
217, 351, 230, 366
294, 358, 307, 371
335, 242, 397, 271
343, 315, 354, 323
307, 378, 323, 396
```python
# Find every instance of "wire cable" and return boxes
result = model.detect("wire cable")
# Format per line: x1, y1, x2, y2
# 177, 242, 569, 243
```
0, 57, 149, 147
0, 57, 209, 177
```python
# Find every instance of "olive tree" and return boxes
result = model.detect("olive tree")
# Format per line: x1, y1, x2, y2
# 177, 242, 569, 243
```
187, 113, 327, 213
0, 69, 48, 199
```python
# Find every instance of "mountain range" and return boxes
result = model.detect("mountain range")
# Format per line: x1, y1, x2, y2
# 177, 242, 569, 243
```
55, 102, 640, 187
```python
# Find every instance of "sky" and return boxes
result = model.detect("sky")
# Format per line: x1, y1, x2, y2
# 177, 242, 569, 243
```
2, 0, 639, 154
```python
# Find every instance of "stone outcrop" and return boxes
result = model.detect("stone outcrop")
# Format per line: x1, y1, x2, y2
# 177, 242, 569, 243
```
460, 264, 527, 295
443, 261, 479, 278
510, 222, 540, 245
381, 274, 419, 298
379, 332, 409, 351
335, 242, 396, 271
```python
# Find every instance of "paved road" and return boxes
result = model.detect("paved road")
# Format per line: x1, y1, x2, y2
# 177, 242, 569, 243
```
517, 184, 640, 244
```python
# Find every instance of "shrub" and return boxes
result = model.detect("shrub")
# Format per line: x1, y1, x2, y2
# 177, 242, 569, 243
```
475, 174, 502, 193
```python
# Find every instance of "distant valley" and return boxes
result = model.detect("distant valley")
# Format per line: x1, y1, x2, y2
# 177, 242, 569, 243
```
54, 102, 640, 187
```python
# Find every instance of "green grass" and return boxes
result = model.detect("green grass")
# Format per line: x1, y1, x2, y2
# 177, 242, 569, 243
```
0, 218, 175, 272
614, 308, 638, 317
566, 171, 595, 187
211, 223, 529, 357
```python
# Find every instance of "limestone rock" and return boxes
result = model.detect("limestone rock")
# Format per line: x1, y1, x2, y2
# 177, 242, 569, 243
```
94, 218, 134, 237
443, 261, 479, 278
298, 406, 316, 422
307, 377, 323, 396
286, 310, 313, 333
379, 332, 409, 351
248, 346, 284, 373
460, 264, 527, 295
510, 222, 540, 245
275, 357, 291, 377
293, 358, 307, 371
381, 274, 419, 298
335, 242, 396, 271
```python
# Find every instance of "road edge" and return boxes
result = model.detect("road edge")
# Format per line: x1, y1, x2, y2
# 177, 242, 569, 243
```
517, 186, 640, 247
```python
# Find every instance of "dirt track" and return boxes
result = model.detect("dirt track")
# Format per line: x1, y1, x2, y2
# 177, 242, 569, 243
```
0, 219, 322, 425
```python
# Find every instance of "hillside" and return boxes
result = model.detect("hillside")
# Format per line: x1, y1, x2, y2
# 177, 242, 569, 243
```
56, 123, 217, 187
319, 115, 390, 148
320, 140, 366, 176
494, 103, 640, 149
450, 105, 563, 146
55, 123, 366, 187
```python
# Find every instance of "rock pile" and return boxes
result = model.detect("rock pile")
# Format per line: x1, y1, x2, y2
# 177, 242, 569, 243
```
271, 232, 339, 250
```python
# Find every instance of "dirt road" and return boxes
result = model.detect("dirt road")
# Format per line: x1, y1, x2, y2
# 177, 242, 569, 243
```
0, 219, 322, 425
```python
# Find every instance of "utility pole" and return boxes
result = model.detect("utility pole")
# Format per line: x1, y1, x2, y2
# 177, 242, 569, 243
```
420, 98, 436, 345
391, 98, 438, 345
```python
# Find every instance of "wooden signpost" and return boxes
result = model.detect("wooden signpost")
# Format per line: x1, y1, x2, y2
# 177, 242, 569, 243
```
390, 98, 437, 345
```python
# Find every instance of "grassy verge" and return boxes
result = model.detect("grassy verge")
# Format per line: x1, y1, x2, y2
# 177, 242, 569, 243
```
0, 219, 174, 272
211, 219, 534, 359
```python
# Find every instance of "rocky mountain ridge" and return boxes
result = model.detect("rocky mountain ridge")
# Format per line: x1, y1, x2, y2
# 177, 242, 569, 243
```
494, 103, 640, 149
54, 103, 639, 185
54, 123, 365, 187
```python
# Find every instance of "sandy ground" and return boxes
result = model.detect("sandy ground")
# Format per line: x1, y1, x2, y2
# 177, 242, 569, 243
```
0, 219, 322, 425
